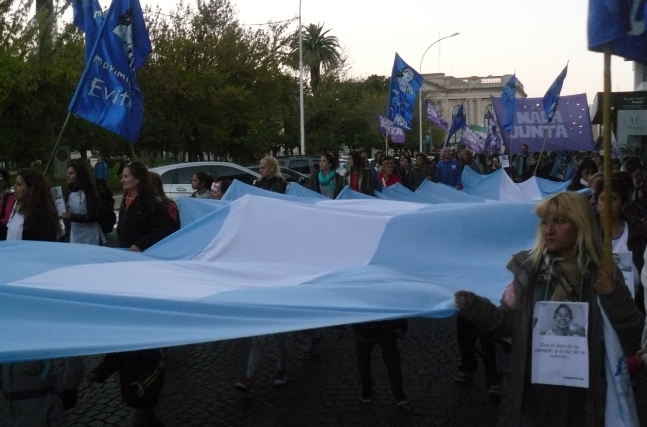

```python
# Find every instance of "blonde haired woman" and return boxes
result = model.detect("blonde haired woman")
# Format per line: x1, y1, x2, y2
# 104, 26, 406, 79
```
454, 192, 643, 427
253, 156, 287, 194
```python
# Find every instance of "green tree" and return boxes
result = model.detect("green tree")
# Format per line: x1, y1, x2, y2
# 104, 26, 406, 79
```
290, 23, 341, 94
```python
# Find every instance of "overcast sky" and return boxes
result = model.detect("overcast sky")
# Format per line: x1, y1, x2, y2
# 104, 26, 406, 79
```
133, 0, 636, 102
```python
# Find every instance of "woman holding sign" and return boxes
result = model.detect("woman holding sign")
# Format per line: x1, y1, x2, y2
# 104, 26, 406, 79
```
454, 192, 643, 427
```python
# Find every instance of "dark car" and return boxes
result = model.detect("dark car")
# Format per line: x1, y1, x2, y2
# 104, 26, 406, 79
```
276, 156, 320, 177
247, 166, 309, 186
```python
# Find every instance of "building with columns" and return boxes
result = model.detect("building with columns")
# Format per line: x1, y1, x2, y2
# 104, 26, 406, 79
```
420, 73, 527, 130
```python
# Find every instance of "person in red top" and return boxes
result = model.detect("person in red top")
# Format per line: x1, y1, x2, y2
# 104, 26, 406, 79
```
377, 160, 402, 188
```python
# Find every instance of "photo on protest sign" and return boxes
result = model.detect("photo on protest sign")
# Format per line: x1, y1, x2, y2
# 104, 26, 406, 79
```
531, 301, 589, 388
612, 252, 634, 298
535, 302, 586, 337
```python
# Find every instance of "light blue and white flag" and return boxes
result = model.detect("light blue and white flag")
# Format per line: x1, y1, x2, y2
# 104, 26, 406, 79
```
543, 64, 568, 123
501, 74, 516, 132
387, 53, 423, 130
68, 0, 151, 142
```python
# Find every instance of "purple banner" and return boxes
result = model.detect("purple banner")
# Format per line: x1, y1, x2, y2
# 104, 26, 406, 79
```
461, 126, 487, 153
490, 94, 594, 154
425, 100, 448, 131
375, 114, 405, 144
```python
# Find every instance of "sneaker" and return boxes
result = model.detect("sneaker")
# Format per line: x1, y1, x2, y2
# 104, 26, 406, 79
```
360, 386, 372, 403
273, 370, 287, 386
487, 385, 502, 396
453, 371, 473, 384
393, 389, 408, 406
235, 376, 254, 393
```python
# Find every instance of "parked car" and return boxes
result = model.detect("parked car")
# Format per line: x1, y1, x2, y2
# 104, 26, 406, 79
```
149, 162, 260, 200
276, 156, 320, 176
247, 166, 309, 186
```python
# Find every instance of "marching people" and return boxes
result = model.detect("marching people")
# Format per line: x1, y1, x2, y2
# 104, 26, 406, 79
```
94, 154, 109, 190
512, 143, 532, 182
346, 151, 374, 196
63, 160, 103, 245
309, 153, 345, 198
190, 171, 215, 199
149, 171, 180, 233
6, 169, 61, 242
254, 156, 287, 194
377, 160, 401, 188
117, 162, 172, 251
211, 180, 231, 200
0, 168, 14, 241
352, 318, 408, 405
566, 157, 598, 191
436, 147, 461, 189
86, 349, 166, 427
398, 154, 412, 189
454, 191, 643, 426
407, 153, 437, 190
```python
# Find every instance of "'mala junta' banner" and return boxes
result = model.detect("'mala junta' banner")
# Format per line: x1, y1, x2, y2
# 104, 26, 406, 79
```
491, 94, 594, 155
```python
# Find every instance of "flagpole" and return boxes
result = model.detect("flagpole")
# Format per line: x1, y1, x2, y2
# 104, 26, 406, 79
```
43, 111, 72, 175
533, 133, 549, 175
602, 43, 613, 272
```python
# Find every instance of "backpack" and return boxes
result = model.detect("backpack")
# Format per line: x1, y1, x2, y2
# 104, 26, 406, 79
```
97, 186, 116, 234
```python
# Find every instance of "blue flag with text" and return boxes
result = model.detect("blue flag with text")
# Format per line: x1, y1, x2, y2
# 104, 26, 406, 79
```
387, 53, 423, 130
588, 0, 647, 64
68, 0, 151, 143
501, 74, 516, 132
72, 0, 104, 62
543, 64, 568, 123
445, 103, 465, 145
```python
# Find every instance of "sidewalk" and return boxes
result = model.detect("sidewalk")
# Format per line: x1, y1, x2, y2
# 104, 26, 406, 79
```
62, 317, 647, 427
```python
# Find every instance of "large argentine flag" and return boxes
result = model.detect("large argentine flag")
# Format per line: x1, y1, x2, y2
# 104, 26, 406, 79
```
0, 188, 543, 363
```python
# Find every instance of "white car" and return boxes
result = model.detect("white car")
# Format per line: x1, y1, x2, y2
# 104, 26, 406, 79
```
149, 162, 260, 200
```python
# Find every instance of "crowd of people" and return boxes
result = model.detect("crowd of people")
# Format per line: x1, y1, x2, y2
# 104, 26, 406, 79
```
3, 148, 647, 426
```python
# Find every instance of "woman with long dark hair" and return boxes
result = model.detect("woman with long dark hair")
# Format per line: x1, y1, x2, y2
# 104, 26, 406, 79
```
149, 171, 180, 232
6, 169, 60, 241
345, 151, 374, 196
310, 153, 345, 198
0, 168, 14, 240
117, 162, 172, 251
63, 160, 102, 245
191, 171, 215, 199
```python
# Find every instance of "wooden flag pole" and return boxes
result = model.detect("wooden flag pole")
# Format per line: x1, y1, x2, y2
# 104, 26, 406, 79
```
43, 111, 72, 176
602, 43, 613, 272
533, 133, 549, 175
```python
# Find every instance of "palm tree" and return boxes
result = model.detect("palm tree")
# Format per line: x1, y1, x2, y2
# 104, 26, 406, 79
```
291, 23, 341, 94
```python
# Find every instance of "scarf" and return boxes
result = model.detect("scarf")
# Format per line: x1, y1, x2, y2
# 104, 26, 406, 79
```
542, 250, 587, 301
318, 170, 336, 192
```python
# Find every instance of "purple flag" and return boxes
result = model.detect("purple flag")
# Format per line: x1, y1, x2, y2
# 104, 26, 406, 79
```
484, 109, 503, 153
490, 94, 594, 154
425, 100, 448, 131
375, 114, 405, 144
461, 126, 487, 153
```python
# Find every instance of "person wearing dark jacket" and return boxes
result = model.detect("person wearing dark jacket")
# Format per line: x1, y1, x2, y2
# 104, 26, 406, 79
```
346, 151, 374, 196
407, 153, 438, 190
149, 171, 180, 233
353, 318, 408, 405
0, 168, 15, 240
254, 156, 287, 194
455, 192, 644, 427
117, 162, 172, 251
310, 153, 345, 198
6, 169, 60, 242
87, 349, 165, 427
566, 157, 598, 191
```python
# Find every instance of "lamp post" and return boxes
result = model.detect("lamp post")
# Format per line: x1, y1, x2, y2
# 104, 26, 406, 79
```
298, 0, 305, 155
418, 32, 459, 153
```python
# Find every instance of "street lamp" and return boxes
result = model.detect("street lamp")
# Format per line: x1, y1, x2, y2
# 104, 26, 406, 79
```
298, 0, 305, 155
418, 32, 459, 153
